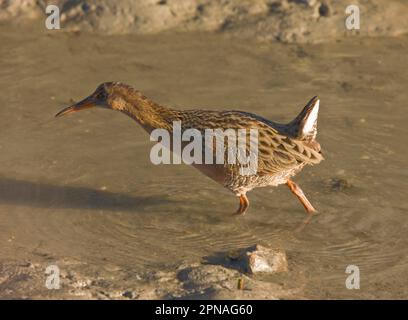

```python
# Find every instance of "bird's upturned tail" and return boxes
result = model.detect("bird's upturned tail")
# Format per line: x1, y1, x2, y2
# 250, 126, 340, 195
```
289, 96, 320, 141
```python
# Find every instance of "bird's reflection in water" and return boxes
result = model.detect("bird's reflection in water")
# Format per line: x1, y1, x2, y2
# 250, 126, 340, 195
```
294, 213, 315, 233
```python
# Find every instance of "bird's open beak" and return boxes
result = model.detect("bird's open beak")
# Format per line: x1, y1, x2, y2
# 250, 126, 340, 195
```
55, 96, 96, 118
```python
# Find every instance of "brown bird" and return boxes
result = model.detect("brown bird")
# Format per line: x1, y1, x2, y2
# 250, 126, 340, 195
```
56, 82, 323, 215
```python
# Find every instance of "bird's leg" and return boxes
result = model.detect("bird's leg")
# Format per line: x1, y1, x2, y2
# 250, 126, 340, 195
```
286, 180, 316, 214
235, 194, 249, 215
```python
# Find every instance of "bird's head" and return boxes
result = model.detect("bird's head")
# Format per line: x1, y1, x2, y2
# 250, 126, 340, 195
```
55, 82, 123, 117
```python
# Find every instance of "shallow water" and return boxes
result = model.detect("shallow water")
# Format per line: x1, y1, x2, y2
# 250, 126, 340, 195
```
0, 23, 407, 299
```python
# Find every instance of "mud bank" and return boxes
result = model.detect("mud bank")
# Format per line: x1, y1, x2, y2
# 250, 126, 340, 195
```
1, 0, 408, 43
0, 245, 296, 299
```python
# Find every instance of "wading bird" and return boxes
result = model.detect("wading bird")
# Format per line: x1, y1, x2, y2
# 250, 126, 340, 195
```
56, 82, 323, 215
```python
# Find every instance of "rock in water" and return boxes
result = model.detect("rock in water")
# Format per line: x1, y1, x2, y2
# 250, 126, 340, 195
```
244, 245, 288, 274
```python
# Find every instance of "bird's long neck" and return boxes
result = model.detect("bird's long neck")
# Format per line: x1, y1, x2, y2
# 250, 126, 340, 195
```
110, 89, 179, 133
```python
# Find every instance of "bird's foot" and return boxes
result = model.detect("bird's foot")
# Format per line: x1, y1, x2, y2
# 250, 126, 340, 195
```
286, 179, 317, 214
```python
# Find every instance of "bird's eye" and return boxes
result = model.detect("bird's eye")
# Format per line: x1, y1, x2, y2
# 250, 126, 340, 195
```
96, 91, 107, 100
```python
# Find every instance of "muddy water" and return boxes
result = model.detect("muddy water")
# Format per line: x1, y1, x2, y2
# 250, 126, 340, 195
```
0, 23, 407, 299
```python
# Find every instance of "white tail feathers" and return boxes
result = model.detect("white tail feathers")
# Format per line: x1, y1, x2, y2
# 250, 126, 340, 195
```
289, 96, 320, 141
302, 99, 319, 136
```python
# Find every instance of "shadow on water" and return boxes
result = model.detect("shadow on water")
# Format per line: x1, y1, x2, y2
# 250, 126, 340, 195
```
203, 250, 248, 273
0, 177, 175, 211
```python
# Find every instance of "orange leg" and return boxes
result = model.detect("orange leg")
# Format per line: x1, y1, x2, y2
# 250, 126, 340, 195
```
286, 180, 316, 214
235, 194, 249, 215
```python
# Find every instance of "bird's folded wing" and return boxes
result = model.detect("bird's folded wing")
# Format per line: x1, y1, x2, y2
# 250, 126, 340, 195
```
176, 109, 323, 176
257, 130, 323, 176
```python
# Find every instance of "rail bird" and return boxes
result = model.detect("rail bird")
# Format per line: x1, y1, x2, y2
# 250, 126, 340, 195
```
56, 82, 323, 215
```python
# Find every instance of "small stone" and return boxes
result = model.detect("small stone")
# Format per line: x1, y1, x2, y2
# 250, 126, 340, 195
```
244, 245, 288, 274
326, 177, 353, 191
122, 290, 137, 299
72, 278, 92, 289
318, 2, 330, 17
